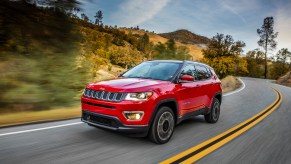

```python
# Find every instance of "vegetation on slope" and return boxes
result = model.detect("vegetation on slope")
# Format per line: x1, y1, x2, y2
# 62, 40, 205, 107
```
0, 1, 86, 112
120, 28, 204, 60
0, 0, 195, 113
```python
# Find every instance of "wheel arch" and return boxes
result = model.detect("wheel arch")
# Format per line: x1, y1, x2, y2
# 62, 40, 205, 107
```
149, 98, 179, 126
206, 92, 222, 114
214, 92, 222, 104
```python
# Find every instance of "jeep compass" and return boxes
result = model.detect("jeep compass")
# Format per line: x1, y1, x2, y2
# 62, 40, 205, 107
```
81, 60, 222, 144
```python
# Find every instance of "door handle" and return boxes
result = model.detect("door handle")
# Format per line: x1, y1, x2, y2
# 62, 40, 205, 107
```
196, 84, 201, 87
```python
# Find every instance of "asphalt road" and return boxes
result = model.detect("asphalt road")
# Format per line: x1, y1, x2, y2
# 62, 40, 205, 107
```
0, 78, 290, 164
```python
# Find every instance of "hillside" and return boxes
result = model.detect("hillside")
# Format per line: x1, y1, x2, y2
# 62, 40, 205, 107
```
120, 28, 204, 60
276, 71, 291, 87
0, 0, 208, 113
159, 29, 210, 46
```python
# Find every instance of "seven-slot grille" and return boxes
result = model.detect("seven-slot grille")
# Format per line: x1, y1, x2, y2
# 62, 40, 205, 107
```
83, 89, 126, 102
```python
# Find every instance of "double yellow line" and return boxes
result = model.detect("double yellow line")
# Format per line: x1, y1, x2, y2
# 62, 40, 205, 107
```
160, 87, 282, 164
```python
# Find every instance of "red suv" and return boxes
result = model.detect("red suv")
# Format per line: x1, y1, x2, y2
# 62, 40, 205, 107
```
81, 60, 222, 144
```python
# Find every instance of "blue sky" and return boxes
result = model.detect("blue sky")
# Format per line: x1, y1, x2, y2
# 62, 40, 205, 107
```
79, 0, 291, 54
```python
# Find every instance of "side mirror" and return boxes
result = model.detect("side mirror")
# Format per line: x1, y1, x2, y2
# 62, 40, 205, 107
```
181, 75, 194, 82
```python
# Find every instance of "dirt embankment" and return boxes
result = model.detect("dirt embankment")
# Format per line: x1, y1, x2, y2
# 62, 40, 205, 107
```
221, 76, 241, 93
276, 72, 291, 87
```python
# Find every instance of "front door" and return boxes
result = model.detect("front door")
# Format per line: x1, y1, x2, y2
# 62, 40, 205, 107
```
177, 64, 204, 116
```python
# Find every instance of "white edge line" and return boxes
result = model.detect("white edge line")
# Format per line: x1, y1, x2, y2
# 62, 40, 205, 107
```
0, 122, 82, 137
223, 78, 246, 97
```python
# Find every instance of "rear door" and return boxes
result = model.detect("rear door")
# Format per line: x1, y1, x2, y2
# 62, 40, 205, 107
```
194, 64, 213, 108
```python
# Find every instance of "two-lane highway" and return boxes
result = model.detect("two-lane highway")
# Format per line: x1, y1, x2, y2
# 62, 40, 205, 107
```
0, 78, 290, 164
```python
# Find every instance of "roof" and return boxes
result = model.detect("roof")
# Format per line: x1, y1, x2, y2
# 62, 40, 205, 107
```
147, 60, 212, 69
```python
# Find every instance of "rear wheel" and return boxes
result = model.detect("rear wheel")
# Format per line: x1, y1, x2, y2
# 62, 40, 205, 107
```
204, 98, 220, 123
149, 106, 175, 144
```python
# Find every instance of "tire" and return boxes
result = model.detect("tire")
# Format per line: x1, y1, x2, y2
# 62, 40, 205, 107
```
204, 98, 220, 123
149, 106, 175, 144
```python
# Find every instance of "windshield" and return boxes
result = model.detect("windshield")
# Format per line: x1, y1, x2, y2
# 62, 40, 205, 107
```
121, 62, 182, 81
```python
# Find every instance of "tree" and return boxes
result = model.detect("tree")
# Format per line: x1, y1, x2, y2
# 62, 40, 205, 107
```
81, 13, 89, 22
138, 33, 150, 54
245, 49, 265, 77
94, 10, 103, 26
166, 39, 177, 57
257, 17, 278, 79
176, 46, 191, 60
270, 48, 291, 79
153, 40, 191, 60
72, 7, 80, 17
202, 33, 247, 78
154, 42, 167, 59
202, 33, 245, 59
275, 48, 291, 64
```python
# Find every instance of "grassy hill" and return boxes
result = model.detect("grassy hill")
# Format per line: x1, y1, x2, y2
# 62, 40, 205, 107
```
159, 29, 210, 46
120, 28, 204, 60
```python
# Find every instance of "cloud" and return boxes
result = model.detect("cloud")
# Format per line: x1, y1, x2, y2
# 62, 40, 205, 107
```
112, 0, 170, 27
219, 0, 260, 23
275, 2, 291, 52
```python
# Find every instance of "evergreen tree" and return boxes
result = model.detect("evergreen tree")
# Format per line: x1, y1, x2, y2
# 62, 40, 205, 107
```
257, 17, 278, 79
94, 10, 103, 26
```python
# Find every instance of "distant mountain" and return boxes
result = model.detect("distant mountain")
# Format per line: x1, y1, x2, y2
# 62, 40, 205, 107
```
159, 29, 210, 45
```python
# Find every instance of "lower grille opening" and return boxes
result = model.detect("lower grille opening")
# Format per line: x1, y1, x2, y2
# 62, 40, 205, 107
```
82, 111, 119, 128
82, 101, 115, 109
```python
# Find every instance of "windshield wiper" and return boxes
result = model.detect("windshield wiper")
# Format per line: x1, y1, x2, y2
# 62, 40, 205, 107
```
127, 76, 154, 80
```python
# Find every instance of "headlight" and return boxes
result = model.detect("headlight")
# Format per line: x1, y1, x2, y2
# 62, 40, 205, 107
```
125, 92, 153, 101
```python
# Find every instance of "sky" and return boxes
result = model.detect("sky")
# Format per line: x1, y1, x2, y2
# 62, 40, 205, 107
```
79, 0, 291, 55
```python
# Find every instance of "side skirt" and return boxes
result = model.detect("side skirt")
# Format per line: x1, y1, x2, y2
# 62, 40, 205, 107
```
177, 108, 209, 124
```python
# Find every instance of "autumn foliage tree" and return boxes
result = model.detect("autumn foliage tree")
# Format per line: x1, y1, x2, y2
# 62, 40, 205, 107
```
270, 48, 291, 79
201, 33, 248, 78
153, 39, 191, 60
244, 49, 265, 78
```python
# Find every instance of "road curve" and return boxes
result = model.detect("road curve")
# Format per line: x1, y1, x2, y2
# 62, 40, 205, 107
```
0, 78, 290, 164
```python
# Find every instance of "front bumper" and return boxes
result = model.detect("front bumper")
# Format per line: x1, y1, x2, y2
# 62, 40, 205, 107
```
81, 110, 149, 134
81, 95, 155, 125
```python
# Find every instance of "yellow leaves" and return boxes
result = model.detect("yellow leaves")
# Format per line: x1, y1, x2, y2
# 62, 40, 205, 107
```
202, 56, 248, 78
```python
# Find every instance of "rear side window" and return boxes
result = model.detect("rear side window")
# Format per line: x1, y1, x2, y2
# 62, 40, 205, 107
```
195, 64, 211, 80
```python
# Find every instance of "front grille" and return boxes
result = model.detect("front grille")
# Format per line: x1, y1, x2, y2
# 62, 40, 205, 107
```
82, 111, 119, 128
84, 89, 126, 102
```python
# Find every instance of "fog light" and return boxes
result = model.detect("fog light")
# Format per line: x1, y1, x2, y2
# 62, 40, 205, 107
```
123, 111, 144, 121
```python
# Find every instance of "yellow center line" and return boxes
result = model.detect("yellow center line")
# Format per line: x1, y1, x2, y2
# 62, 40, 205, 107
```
160, 86, 282, 164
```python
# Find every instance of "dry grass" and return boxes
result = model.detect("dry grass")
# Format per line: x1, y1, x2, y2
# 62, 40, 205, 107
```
0, 107, 81, 127
276, 71, 291, 87
221, 76, 241, 93
120, 28, 204, 60
93, 65, 125, 82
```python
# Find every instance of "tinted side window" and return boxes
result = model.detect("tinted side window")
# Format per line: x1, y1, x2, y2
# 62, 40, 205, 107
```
180, 65, 195, 80
195, 65, 211, 80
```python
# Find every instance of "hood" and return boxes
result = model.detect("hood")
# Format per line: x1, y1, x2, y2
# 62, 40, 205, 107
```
87, 78, 171, 92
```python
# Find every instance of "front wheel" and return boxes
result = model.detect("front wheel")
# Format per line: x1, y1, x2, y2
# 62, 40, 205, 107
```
149, 106, 175, 144
204, 98, 220, 123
